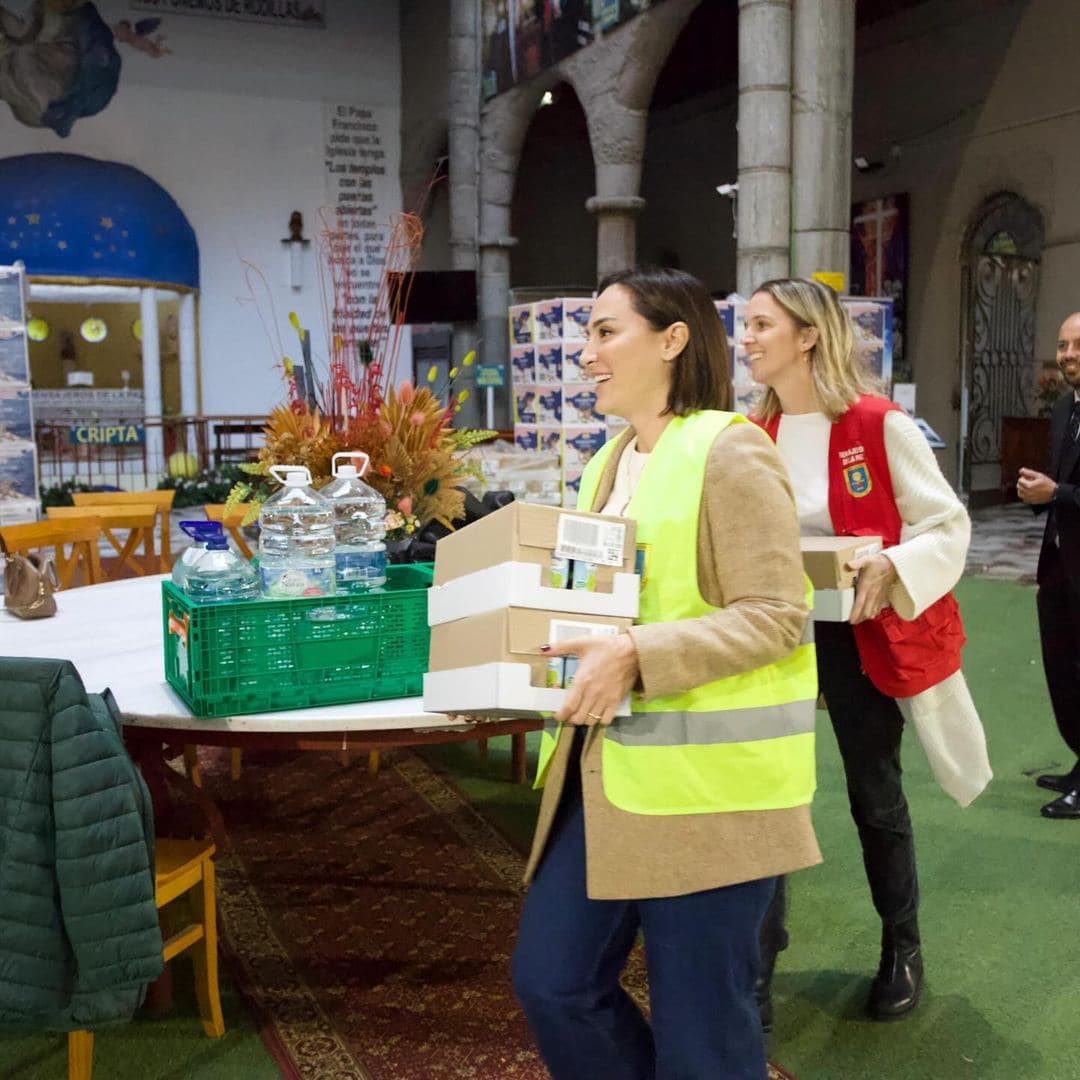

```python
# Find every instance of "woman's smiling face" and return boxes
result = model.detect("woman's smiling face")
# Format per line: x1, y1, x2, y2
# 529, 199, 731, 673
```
582, 284, 674, 420
742, 290, 813, 388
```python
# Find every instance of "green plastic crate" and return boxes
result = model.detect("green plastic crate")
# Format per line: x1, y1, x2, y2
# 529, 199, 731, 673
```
162, 563, 433, 718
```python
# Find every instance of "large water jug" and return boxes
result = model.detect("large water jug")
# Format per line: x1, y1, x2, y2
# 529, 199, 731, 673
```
258, 465, 336, 598
184, 532, 260, 603
173, 520, 226, 589
321, 451, 387, 593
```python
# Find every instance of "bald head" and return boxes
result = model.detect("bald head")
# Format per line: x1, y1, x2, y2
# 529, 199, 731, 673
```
1057, 313, 1080, 389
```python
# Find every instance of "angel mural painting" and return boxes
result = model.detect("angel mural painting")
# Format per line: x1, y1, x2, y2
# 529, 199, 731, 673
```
0, 1, 170, 138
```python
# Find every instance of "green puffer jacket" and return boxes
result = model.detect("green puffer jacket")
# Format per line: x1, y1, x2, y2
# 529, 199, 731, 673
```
0, 657, 163, 1031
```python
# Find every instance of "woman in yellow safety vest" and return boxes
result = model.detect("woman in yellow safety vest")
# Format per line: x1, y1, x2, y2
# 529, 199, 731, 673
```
511, 267, 822, 1080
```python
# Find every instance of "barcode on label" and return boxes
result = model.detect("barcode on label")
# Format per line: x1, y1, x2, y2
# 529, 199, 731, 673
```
555, 515, 626, 567
548, 619, 619, 644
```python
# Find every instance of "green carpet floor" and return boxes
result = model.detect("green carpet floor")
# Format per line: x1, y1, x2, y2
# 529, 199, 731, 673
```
2, 576, 1075, 1079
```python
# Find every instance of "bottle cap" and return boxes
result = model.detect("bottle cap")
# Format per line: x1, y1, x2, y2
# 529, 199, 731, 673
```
270, 464, 312, 487
204, 535, 230, 551
179, 520, 224, 541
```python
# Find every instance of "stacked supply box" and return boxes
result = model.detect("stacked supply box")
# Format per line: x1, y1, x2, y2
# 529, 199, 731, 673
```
801, 535, 883, 621
423, 501, 640, 718
510, 297, 629, 507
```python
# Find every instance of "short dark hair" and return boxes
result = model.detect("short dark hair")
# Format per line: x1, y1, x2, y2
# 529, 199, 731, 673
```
597, 267, 731, 415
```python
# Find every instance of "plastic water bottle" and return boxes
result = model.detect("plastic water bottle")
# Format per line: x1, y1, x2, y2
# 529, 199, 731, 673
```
321, 451, 387, 593
184, 532, 260, 603
258, 465, 337, 598
173, 520, 225, 590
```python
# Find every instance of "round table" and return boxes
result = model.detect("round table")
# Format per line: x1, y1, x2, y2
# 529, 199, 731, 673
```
1, 574, 538, 778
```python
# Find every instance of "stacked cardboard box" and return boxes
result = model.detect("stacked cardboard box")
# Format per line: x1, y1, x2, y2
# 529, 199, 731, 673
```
801, 536, 883, 621
509, 298, 628, 508
422, 502, 640, 718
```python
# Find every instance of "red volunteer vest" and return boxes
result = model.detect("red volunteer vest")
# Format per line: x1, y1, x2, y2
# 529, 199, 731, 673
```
755, 395, 965, 698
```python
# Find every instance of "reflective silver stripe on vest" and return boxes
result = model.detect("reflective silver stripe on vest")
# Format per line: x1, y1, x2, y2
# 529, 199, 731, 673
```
800, 618, 814, 646
605, 699, 817, 747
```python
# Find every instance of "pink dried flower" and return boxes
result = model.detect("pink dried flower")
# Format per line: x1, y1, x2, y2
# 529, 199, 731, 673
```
397, 496, 413, 516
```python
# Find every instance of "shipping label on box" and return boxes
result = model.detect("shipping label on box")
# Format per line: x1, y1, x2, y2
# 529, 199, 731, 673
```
536, 384, 562, 424
563, 425, 607, 470
562, 297, 593, 341
563, 382, 604, 424
428, 606, 633, 689
533, 299, 564, 341
800, 536, 883, 590
514, 425, 538, 452
511, 344, 535, 384
509, 303, 534, 344
433, 501, 637, 587
538, 427, 562, 454
514, 387, 537, 425
536, 342, 562, 382
563, 340, 587, 380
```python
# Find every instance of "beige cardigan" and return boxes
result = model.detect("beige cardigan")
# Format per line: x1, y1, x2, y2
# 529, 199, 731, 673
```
523, 421, 823, 899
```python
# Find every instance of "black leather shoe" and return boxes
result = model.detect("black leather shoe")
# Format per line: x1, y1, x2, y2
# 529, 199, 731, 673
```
1041, 788, 1080, 818
867, 921, 922, 1020
1036, 772, 1075, 793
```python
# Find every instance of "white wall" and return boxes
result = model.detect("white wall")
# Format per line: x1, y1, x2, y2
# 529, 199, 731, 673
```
0, 0, 402, 417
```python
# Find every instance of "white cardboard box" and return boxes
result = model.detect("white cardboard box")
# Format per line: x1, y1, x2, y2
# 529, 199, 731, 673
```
423, 661, 632, 719
811, 587, 855, 622
428, 560, 640, 626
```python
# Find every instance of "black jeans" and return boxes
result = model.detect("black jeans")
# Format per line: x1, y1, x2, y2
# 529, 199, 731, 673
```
814, 620, 919, 927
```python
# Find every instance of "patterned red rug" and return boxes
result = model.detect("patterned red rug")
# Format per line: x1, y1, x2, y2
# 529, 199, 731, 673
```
199, 747, 796, 1080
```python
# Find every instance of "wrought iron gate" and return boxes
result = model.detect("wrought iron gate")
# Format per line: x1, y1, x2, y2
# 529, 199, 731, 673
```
965, 253, 1039, 491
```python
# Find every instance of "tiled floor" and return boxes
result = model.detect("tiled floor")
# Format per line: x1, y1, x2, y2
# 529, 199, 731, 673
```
965, 502, 1044, 585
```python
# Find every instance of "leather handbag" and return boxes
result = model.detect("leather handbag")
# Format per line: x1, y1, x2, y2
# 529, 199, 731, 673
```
3, 551, 59, 619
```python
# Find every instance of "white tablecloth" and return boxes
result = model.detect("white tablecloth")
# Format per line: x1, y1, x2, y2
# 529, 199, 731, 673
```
0, 575, 454, 734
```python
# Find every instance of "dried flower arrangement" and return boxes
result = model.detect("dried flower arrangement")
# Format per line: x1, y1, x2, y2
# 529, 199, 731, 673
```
227, 209, 493, 541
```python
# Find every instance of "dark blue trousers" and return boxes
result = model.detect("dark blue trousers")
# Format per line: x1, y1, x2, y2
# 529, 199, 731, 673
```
512, 733, 774, 1080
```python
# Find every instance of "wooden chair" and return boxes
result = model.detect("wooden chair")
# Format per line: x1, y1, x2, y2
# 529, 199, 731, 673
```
46, 505, 158, 580
0, 519, 104, 589
67, 837, 224, 1079
72, 490, 177, 573
202, 502, 255, 560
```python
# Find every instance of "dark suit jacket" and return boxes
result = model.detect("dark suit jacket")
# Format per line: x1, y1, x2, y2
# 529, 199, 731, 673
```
1037, 390, 1080, 583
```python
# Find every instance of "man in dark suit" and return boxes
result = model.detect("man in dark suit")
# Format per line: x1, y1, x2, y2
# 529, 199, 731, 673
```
1018, 311, 1080, 818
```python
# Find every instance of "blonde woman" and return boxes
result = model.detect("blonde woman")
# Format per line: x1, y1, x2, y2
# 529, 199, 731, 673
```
746, 278, 972, 1021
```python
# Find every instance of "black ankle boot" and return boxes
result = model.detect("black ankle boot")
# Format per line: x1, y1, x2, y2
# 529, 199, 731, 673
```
868, 918, 923, 1020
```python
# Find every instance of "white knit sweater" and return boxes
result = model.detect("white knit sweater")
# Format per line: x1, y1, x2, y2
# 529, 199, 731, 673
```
775, 409, 971, 620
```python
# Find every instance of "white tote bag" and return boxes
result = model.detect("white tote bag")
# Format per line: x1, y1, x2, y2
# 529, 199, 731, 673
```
897, 670, 992, 808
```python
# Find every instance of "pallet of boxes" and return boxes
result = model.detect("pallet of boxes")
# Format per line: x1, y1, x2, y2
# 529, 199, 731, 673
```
422, 502, 640, 718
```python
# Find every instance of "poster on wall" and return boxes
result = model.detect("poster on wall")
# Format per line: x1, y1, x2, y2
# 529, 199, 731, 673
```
851, 194, 909, 380
131, 1, 325, 29
482, 0, 667, 100
322, 102, 402, 347
0, 265, 39, 524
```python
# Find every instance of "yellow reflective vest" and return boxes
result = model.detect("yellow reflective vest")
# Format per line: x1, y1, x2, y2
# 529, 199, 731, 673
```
535, 410, 817, 815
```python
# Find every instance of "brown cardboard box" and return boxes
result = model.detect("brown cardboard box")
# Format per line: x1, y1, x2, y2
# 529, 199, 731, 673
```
428, 606, 634, 689
433, 501, 637, 592
800, 536, 883, 590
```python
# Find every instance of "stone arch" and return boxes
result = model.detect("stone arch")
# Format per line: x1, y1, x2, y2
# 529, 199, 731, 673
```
510, 82, 595, 290
637, 1, 738, 284
962, 190, 1045, 262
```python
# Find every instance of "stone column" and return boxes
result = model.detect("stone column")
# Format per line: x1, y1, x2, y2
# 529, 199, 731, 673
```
477, 87, 536, 426
178, 291, 198, 416
139, 287, 163, 476
587, 195, 645, 278
791, 0, 855, 282
448, 0, 481, 419
736, 0, 792, 296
